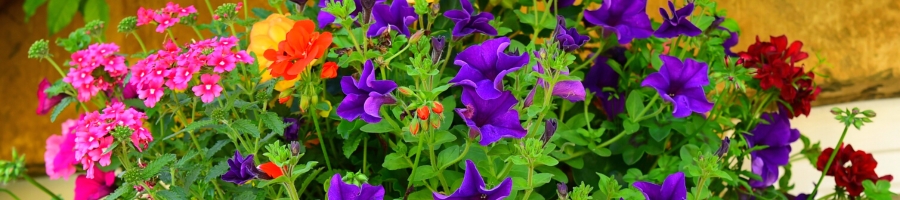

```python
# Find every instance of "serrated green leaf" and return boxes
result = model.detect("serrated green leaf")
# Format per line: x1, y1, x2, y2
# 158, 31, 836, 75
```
383, 153, 410, 170
262, 112, 285, 134
103, 182, 131, 200
46, 0, 79, 35
233, 119, 261, 138
176, 150, 198, 167
141, 154, 176, 179
205, 140, 229, 158
205, 160, 229, 181
179, 119, 215, 133
23, 0, 47, 22
50, 97, 73, 122
235, 191, 257, 200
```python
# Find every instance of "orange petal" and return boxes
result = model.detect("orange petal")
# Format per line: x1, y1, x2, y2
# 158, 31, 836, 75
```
258, 162, 284, 178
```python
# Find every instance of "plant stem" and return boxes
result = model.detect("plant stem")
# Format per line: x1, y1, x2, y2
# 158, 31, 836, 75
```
243, 0, 249, 19
439, 140, 471, 169
283, 182, 300, 200
384, 43, 412, 64
311, 113, 333, 171
363, 138, 368, 173
810, 124, 850, 200
23, 174, 59, 199
192, 26, 205, 40
408, 135, 426, 188
42, 56, 66, 78
522, 164, 536, 200
204, 0, 215, 17
227, 24, 241, 49
343, 24, 363, 53
0, 188, 20, 200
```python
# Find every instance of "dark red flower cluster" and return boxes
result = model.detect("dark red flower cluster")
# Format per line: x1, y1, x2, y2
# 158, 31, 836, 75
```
816, 144, 893, 197
738, 35, 820, 118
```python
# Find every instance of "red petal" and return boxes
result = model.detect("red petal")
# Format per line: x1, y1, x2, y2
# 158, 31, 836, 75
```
258, 162, 284, 178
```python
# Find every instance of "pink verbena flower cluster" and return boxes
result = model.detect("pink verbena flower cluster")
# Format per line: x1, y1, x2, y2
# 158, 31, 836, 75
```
44, 119, 78, 180
62, 43, 127, 102
130, 36, 253, 107
137, 2, 198, 32
73, 102, 152, 179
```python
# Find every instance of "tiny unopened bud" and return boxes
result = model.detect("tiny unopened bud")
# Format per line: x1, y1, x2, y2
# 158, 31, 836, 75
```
715, 137, 730, 158
830, 107, 843, 115
123, 170, 144, 185
117, 16, 138, 33
111, 126, 135, 142
290, 141, 301, 156
410, 30, 424, 43
431, 36, 446, 65
430, 119, 440, 129
84, 20, 104, 37
28, 39, 50, 59
541, 119, 558, 147
431, 101, 444, 114
862, 110, 876, 118
214, 3, 239, 21
851, 108, 860, 115
360, 0, 377, 24
557, 182, 569, 200
430, 2, 440, 15
398, 87, 413, 96
410, 121, 420, 135
178, 13, 199, 25
417, 106, 430, 120
211, 108, 228, 122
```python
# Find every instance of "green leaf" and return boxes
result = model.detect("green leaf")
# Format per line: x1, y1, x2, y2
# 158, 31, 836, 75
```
291, 161, 318, 182
342, 134, 363, 158
591, 147, 612, 157
23, 0, 48, 22
360, 121, 395, 133
625, 90, 645, 119
232, 119, 260, 138
382, 153, 410, 170
179, 119, 215, 133
46, 0, 79, 35
103, 183, 130, 200
262, 112, 285, 135
432, 130, 457, 147
205, 160, 229, 181
430, 84, 453, 97
141, 154, 176, 179
50, 97, 73, 122
648, 124, 671, 142
437, 145, 460, 168
622, 148, 644, 165
623, 119, 639, 134
83, 0, 110, 27
536, 155, 559, 166
175, 150, 198, 168
508, 155, 529, 165
252, 7, 273, 18
337, 120, 365, 139
863, 179, 895, 200
536, 166, 568, 183
531, 173, 553, 187
235, 191, 257, 200
718, 18, 740, 33
409, 165, 436, 182
692, 16, 716, 31
205, 140, 229, 158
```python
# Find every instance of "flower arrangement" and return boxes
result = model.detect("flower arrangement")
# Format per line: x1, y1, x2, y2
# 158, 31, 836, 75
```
2, 0, 895, 199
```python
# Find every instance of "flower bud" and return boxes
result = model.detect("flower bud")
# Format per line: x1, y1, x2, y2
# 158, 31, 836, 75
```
214, 3, 239, 22
117, 16, 138, 33
715, 137, 730, 158
398, 86, 413, 96
178, 13, 199, 26
830, 107, 843, 115
541, 119, 558, 147
430, 2, 440, 15
360, 0, 377, 24
430, 119, 440, 129
123, 170, 144, 185
27, 39, 50, 59
299, 96, 311, 112
84, 20, 104, 37
862, 110, 876, 118
211, 108, 228, 122
409, 121, 420, 135
410, 30, 425, 44
112, 126, 135, 143
417, 106, 430, 120
851, 107, 860, 115
431, 101, 444, 114
290, 141, 302, 156
431, 36, 446, 65
557, 182, 569, 200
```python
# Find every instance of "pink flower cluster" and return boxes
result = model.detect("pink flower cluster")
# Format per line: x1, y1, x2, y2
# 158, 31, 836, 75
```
72, 102, 152, 178
44, 119, 78, 180
62, 43, 127, 102
130, 36, 252, 107
137, 2, 197, 32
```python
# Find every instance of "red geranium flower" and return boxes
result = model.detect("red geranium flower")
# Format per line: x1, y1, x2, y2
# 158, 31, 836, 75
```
264, 20, 333, 81
258, 162, 285, 179
816, 144, 893, 197
738, 35, 820, 118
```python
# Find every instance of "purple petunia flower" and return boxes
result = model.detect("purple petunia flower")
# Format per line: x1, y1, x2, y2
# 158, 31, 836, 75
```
327, 174, 385, 200
449, 37, 529, 100
367, 0, 418, 38
526, 52, 586, 103
584, 0, 653, 44
633, 172, 687, 200
433, 160, 513, 200
555, 0, 575, 9
654, 0, 702, 38
284, 118, 299, 141
641, 55, 713, 118
555, 16, 589, 52
584, 56, 625, 119
712, 16, 740, 57
744, 107, 800, 188
337, 60, 398, 123
443, 0, 497, 38
456, 89, 526, 145
222, 151, 260, 185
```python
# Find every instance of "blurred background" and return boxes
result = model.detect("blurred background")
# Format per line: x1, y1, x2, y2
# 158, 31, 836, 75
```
1, 0, 898, 199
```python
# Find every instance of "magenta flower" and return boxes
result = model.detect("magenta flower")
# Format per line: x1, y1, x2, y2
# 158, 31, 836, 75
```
641, 55, 713, 118
137, 7, 155, 26
166, 66, 198, 90
584, 0, 653, 44
193, 74, 223, 103
443, 0, 497, 37
208, 50, 237, 73
745, 107, 800, 188
367, 0, 418, 37
457, 89, 526, 145
526, 52, 586, 103
653, 0, 702, 38
433, 160, 513, 200
154, 13, 180, 33
137, 83, 164, 108
449, 37, 529, 100
233, 50, 254, 64
175, 5, 197, 17
222, 151, 260, 185
37, 78, 66, 115
633, 172, 687, 200
327, 173, 386, 200
337, 60, 398, 123
45, 119, 78, 180
74, 167, 116, 200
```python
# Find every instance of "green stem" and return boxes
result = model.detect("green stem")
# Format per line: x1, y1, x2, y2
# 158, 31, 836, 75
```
310, 113, 333, 171
438, 40, 456, 77
192, 26, 205, 40
283, 182, 300, 200
522, 164, 536, 200
227, 24, 241, 50
0, 188, 20, 200
274, 6, 284, 14
363, 138, 368, 173
165, 29, 179, 48
42, 56, 66, 78
243, 0, 249, 19
407, 136, 426, 188
810, 124, 851, 200
384, 43, 412, 64
439, 140, 471, 170
343, 23, 363, 53
23, 174, 59, 199
204, 0, 215, 17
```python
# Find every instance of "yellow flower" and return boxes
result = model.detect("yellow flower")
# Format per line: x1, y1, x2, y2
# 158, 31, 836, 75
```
249, 13, 297, 91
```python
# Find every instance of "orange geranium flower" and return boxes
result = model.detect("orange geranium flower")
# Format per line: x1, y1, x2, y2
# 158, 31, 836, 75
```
264, 20, 333, 81
320, 62, 338, 79
258, 162, 284, 179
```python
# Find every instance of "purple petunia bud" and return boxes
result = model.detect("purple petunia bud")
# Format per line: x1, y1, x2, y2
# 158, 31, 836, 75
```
289, 0, 309, 13
290, 141, 301, 156
557, 182, 569, 199
431, 36, 446, 65
541, 119, 558, 147
360, 0, 377, 24
715, 137, 730, 158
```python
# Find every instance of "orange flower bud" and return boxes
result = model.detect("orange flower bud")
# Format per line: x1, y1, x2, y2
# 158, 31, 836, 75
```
417, 106, 430, 120
398, 87, 413, 96
431, 101, 444, 114
321, 61, 338, 79
431, 119, 440, 129
410, 121, 420, 135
